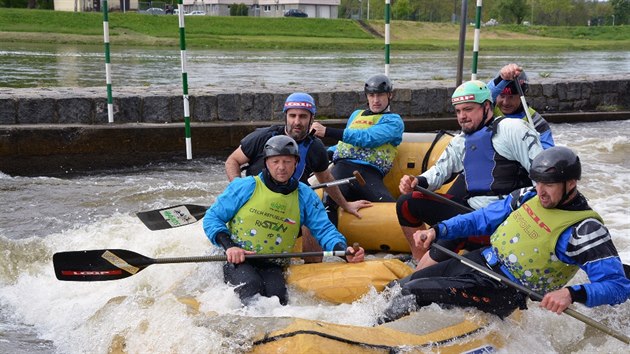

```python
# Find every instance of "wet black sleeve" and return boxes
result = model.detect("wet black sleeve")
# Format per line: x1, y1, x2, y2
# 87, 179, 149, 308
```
239, 126, 281, 160
416, 176, 429, 189
216, 232, 239, 251
492, 75, 503, 86
306, 137, 331, 174
324, 127, 345, 141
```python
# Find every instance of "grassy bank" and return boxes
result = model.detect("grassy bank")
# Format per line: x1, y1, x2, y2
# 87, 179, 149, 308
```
1, 9, 629, 50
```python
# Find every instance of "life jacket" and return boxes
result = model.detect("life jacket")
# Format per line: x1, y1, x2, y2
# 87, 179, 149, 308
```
463, 117, 532, 197
491, 195, 602, 294
228, 176, 301, 257
494, 106, 551, 137
333, 110, 398, 174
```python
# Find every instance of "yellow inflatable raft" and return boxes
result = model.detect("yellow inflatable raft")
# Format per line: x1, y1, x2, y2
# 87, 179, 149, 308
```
286, 258, 413, 304
108, 258, 515, 354
249, 313, 509, 354
319, 131, 455, 253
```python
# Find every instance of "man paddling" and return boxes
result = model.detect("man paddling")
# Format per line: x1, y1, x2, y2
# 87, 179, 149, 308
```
487, 63, 555, 149
397, 80, 544, 270
381, 146, 630, 322
224, 92, 372, 261
204, 135, 365, 305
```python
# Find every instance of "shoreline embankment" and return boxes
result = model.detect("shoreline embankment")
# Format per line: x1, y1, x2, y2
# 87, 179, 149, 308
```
1, 75, 629, 176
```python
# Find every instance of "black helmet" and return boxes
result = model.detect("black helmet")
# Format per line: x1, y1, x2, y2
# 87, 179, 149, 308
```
364, 74, 393, 94
499, 70, 529, 95
263, 135, 300, 162
529, 146, 581, 183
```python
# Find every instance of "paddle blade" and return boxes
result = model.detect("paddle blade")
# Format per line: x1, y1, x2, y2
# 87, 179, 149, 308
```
136, 204, 208, 230
53, 249, 154, 281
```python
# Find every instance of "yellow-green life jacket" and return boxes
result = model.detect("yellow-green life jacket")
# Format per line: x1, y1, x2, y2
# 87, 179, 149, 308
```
491, 195, 601, 294
228, 176, 301, 255
334, 110, 398, 174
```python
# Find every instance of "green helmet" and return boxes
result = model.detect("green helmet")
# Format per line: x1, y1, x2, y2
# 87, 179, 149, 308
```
451, 80, 493, 105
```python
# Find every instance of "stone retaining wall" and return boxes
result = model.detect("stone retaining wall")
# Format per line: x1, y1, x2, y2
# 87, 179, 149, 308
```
2, 75, 629, 176
1, 76, 629, 124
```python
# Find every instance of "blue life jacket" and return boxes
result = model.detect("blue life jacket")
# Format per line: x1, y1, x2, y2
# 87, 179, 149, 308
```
463, 117, 533, 197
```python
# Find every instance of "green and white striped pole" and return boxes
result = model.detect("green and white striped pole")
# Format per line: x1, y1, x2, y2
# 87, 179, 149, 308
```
384, 0, 391, 76
177, 0, 192, 159
471, 0, 482, 80
102, 0, 114, 123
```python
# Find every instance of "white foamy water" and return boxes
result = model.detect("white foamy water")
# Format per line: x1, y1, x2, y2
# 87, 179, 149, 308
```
0, 120, 629, 353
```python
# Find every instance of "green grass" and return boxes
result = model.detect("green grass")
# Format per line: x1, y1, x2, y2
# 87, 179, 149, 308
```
1, 9, 629, 51
501, 24, 630, 41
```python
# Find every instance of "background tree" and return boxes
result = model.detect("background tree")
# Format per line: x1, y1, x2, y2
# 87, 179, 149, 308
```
392, 0, 413, 20
495, 0, 528, 23
229, 3, 248, 16
336, 0, 620, 26
611, 0, 629, 25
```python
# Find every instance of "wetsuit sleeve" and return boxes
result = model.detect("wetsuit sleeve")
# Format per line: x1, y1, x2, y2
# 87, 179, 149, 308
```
298, 184, 348, 251
216, 232, 239, 250
324, 127, 345, 141
420, 134, 465, 191
202, 177, 256, 247
340, 112, 404, 148
555, 219, 630, 307
305, 138, 330, 174
239, 127, 276, 159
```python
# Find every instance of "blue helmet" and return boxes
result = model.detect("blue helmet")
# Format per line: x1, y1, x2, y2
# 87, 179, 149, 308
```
283, 92, 316, 116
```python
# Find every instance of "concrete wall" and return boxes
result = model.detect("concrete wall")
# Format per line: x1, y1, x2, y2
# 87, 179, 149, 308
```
1, 77, 629, 176
1, 78, 629, 125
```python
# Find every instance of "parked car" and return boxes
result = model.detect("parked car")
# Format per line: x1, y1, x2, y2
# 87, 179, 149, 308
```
141, 8, 165, 15
186, 10, 206, 16
284, 9, 308, 18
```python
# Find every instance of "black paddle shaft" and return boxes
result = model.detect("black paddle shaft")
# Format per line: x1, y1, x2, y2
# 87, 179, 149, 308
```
53, 249, 348, 282
413, 186, 472, 214
432, 243, 630, 344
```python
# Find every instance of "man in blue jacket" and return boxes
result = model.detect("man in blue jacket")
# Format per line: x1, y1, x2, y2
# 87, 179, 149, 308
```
487, 63, 555, 149
381, 146, 629, 322
204, 135, 365, 305
312, 74, 404, 225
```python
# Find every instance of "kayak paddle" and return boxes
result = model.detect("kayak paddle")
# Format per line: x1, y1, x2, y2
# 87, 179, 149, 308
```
53, 249, 349, 282
432, 243, 630, 345
136, 171, 365, 231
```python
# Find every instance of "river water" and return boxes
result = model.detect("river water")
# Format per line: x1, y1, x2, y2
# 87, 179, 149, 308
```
0, 120, 629, 353
1, 43, 629, 89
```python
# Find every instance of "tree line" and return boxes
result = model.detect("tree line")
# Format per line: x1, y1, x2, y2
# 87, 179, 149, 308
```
2, 0, 628, 26
339, 0, 628, 26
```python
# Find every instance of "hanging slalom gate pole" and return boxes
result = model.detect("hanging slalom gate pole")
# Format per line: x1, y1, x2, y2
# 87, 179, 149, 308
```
455, 0, 468, 86
384, 0, 391, 76
102, 0, 114, 123
178, 0, 193, 160
471, 0, 482, 80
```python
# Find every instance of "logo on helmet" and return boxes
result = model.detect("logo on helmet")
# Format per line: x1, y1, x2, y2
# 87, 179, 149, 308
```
452, 94, 476, 104
500, 87, 515, 95
284, 102, 314, 110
